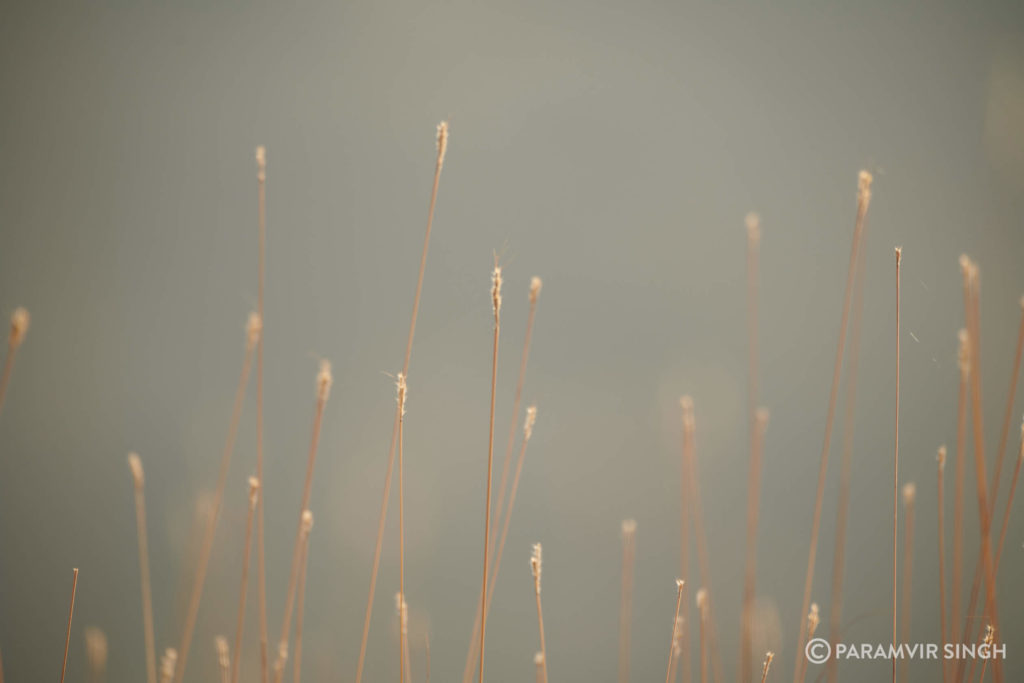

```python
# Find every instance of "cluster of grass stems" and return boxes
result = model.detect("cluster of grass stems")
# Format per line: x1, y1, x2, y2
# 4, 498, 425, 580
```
2, 130, 1023, 683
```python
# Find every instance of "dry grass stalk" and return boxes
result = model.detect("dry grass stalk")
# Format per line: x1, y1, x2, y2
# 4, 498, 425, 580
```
666, 580, 685, 683
355, 121, 449, 683
937, 448, 950, 683
397, 373, 408, 683
274, 362, 332, 683
174, 313, 259, 683
742, 407, 769, 683
477, 263, 503, 683
977, 625, 995, 683
128, 453, 157, 683
958, 260, 1002, 683
680, 397, 722, 683
891, 247, 902, 683
464, 406, 539, 683
761, 652, 775, 683
0, 307, 30, 417
160, 649, 178, 683
293, 512, 314, 683
825, 188, 870, 683
619, 519, 637, 683
741, 212, 761, 683
808, 603, 820, 639
994, 420, 1024, 573
534, 653, 545, 683
531, 543, 548, 683
668, 615, 684, 683
794, 170, 872, 683
899, 483, 915, 683
255, 145, 270, 683
232, 477, 260, 683
463, 277, 542, 683
678, 403, 692, 683
394, 595, 411, 683
215, 636, 230, 683
696, 589, 709, 683
952, 329, 969, 650
60, 568, 79, 683
85, 627, 108, 683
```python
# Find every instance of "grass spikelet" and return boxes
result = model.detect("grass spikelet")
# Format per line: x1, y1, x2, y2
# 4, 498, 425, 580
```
761, 652, 775, 683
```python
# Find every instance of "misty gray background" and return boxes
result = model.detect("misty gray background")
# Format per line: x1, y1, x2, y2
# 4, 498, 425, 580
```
2, 1, 1024, 681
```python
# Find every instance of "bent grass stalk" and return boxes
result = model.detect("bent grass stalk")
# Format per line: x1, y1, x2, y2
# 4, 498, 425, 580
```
0, 307, 29, 417
463, 277, 542, 683
666, 580, 685, 683
478, 264, 503, 683
794, 170, 872, 683
355, 121, 448, 683
128, 453, 157, 683
174, 313, 259, 683
232, 478, 260, 683
60, 568, 79, 683
273, 362, 332, 683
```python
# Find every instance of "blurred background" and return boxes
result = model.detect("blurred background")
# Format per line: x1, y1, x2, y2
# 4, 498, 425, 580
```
2, 1, 1024, 680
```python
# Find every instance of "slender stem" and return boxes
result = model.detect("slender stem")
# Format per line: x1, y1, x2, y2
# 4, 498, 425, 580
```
478, 265, 502, 683
899, 483, 914, 683
175, 328, 256, 683
273, 366, 331, 683
129, 455, 158, 683
994, 425, 1024, 574
399, 375, 407, 683
794, 171, 872, 683
355, 122, 447, 683
761, 652, 775, 683
532, 554, 548, 683
60, 568, 79, 683
679, 403, 692, 683
938, 450, 950, 683
825, 204, 869, 683
741, 214, 761, 683
255, 146, 269, 683
619, 521, 637, 683
952, 330, 968, 676
666, 581, 685, 683
462, 282, 540, 683
293, 516, 313, 683
232, 479, 260, 683
892, 247, 902, 683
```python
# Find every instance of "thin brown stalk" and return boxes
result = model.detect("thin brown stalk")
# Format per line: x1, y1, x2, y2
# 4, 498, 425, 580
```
174, 314, 259, 683
952, 329, 969, 655
60, 568, 79, 683
794, 171, 872, 683
892, 247, 902, 683
696, 589, 708, 683
477, 264, 502, 683
937, 448, 950, 683
255, 145, 269, 683
977, 625, 994, 683
666, 580, 685, 683
619, 519, 637, 683
462, 278, 542, 683
273, 363, 332, 683
679, 401, 692, 683
534, 654, 545, 683
994, 421, 1024, 573
667, 615, 683, 683
761, 652, 775, 683
680, 397, 723, 683
0, 307, 29, 418
742, 408, 769, 683
398, 374, 408, 683
825, 192, 870, 683
530, 544, 548, 683
355, 121, 448, 683
232, 477, 260, 683
128, 454, 157, 683
741, 212, 761, 683
464, 406, 538, 683
899, 483, 915, 683
398, 597, 411, 683
293, 512, 313, 683
216, 637, 230, 683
